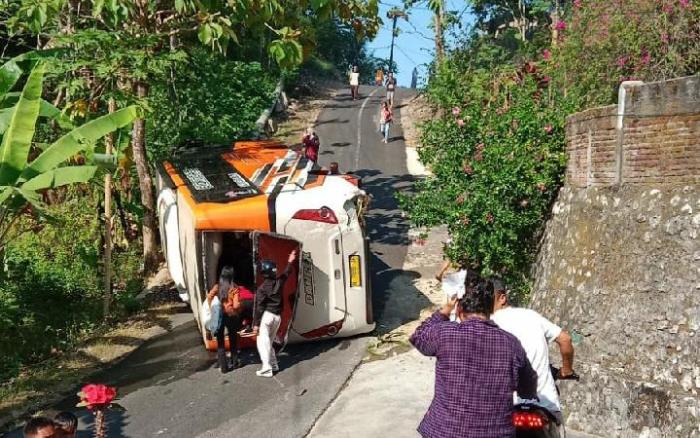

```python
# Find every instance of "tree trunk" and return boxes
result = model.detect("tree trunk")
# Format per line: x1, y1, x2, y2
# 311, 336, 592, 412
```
131, 81, 160, 273
551, 0, 560, 47
103, 98, 116, 319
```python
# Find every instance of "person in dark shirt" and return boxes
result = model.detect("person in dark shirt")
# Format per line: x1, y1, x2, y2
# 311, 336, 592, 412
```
253, 249, 298, 377
410, 279, 538, 438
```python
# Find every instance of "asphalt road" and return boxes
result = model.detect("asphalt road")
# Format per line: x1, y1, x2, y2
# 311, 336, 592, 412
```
5, 85, 415, 438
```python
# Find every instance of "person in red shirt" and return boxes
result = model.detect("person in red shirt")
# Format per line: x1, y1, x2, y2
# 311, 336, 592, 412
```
301, 127, 320, 163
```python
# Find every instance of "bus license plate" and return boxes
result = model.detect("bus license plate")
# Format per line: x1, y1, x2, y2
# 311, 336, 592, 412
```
349, 255, 361, 287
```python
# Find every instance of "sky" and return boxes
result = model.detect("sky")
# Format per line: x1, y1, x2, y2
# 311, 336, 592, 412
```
367, 0, 471, 87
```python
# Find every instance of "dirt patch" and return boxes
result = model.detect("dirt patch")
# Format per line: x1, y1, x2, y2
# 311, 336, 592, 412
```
399, 93, 434, 149
0, 266, 185, 432
274, 78, 345, 147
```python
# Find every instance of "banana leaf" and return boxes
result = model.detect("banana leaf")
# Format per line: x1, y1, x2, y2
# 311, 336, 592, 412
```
21, 165, 98, 191
22, 105, 138, 181
0, 63, 44, 186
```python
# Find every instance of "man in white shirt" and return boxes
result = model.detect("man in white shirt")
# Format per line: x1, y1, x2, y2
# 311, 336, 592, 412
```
490, 278, 575, 423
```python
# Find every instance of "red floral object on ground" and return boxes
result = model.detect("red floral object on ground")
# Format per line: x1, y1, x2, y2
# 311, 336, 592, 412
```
77, 384, 117, 438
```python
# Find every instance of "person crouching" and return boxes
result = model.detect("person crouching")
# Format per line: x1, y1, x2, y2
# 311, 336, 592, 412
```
253, 249, 298, 377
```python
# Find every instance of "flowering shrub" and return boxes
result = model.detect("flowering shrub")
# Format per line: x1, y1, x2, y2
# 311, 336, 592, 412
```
553, 0, 700, 106
400, 64, 574, 294
401, 0, 699, 297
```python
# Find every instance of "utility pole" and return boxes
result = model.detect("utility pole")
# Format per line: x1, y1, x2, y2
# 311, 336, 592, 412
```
434, 0, 445, 62
387, 8, 407, 72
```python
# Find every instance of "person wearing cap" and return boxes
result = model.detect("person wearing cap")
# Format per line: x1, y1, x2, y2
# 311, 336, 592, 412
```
410, 279, 537, 438
490, 278, 576, 426
252, 249, 298, 377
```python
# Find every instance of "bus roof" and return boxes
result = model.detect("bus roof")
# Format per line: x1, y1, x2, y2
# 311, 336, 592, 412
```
160, 140, 330, 231
161, 140, 326, 205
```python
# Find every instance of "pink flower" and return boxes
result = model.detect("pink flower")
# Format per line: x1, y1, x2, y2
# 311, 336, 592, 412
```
475, 142, 485, 152
463, 162, 473, 175
661, 33, 670, 43
616, 55, 628, 68
662, 4, 674, 13
640, 51, 651, 65
456, 119, 465, 127
452, 107, 461, 116
573, 0, 582, 7
78, 384, 117, 410
544, 124, 553, 134
555, 21, 567, 31
474, 150, 483, 161
542, 49, 552, 61
679, 0, 690, 8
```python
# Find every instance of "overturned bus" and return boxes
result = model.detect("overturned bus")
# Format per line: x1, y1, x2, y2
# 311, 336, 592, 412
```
156, 140, 374, 350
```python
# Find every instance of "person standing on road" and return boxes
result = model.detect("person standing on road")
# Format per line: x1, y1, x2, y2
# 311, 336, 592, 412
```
375, 68, 384, 86
379, 101, 393, 144
253, 249, 298, 377
301, 126, 320, 163
385, 71, 397, 107
490, 278, 576, 426
410, 280, 538, 438
349, 65, 360, 100
206, 266, 255, 373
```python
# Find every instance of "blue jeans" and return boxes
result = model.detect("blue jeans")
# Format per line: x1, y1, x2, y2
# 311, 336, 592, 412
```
381, 122, 391, 142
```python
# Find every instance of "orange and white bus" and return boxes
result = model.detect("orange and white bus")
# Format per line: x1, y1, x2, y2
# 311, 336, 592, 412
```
156, 140, 374, 350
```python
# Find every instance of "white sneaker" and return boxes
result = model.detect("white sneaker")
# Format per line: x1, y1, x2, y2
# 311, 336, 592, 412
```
256, 368, 273, 378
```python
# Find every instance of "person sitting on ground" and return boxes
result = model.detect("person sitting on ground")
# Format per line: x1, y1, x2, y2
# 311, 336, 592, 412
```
410, 279, 538, 438
206, 266, 255, 373
23, 417, 56, 438
490, 278, 576, 427
253, 249, 298, 378
53, 412, 77, 438
301, 126, 320, 163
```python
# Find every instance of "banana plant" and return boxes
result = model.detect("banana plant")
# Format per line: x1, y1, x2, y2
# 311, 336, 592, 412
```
0, 59, 139, 250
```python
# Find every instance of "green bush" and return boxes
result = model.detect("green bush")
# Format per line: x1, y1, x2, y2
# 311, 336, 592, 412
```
0, 195, 143, 381
399, 63, 574, 296
146, 49, 277, 162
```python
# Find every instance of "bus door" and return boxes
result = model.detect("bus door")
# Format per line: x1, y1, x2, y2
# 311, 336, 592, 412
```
284, 207, 347, 338
252, 232, 302, 348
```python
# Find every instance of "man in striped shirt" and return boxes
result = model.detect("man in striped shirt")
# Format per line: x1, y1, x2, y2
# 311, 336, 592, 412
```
410, 280, 538, 438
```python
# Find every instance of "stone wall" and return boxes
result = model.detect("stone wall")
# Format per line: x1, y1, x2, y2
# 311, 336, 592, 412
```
531, 76, 700, 438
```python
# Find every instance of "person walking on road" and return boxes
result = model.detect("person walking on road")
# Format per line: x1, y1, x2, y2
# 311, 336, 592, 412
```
375, 68, 384, 86
349, 65, 360, 100
301, 126, 320, 163
379, 101, 393, 144
410, 279, 538, 438
491, 278, 576, 427
253, 250, 298, 377
385, 71, 397, 107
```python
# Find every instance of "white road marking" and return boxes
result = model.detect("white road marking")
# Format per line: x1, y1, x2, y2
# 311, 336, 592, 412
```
355, 88, 380, 170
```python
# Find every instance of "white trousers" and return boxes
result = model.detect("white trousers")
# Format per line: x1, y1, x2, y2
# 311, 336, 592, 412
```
257, 311, 282, 371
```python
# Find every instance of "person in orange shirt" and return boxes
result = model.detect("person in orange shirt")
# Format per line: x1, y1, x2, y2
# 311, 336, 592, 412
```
375, 68, 384, 86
